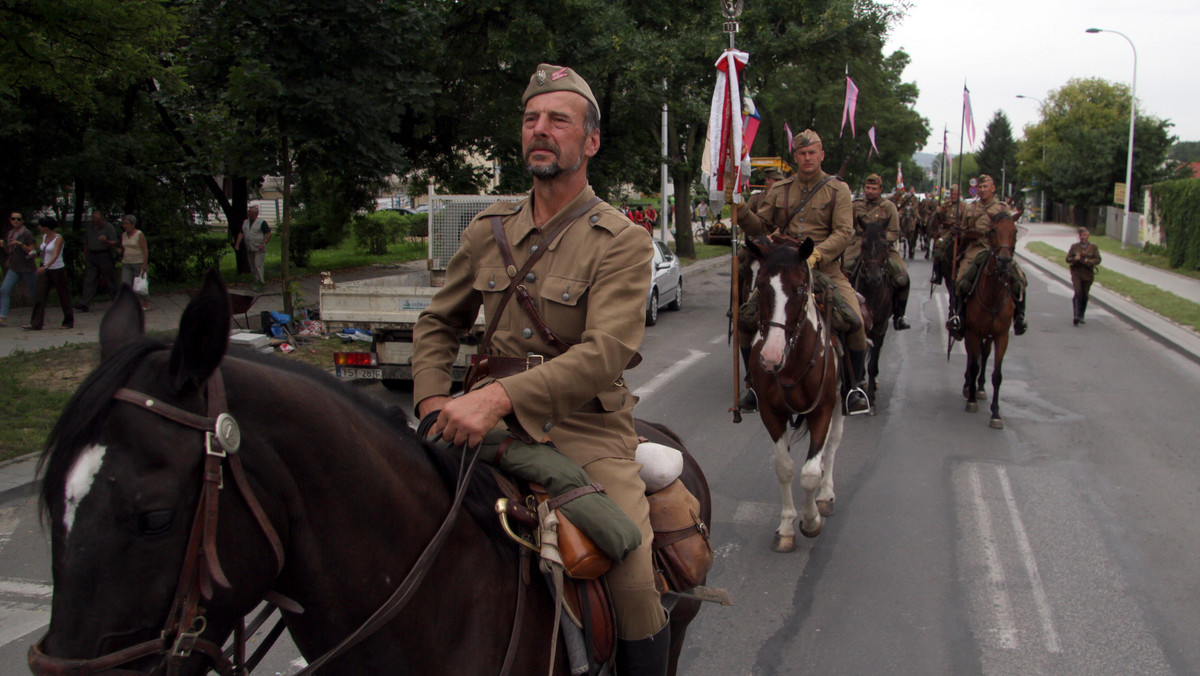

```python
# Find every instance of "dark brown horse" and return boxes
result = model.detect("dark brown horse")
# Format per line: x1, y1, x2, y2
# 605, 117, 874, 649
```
849, 220, 893, 413
744, 236, 844, 554
28, 272, 710, 675
898, 203, 919, 260
962, 212, 1018, 428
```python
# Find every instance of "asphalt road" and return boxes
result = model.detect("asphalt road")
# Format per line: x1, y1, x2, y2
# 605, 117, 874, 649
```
3, 252, 1199, 675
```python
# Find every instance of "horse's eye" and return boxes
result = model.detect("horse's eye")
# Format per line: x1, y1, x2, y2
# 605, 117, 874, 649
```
136, 510, 174, 537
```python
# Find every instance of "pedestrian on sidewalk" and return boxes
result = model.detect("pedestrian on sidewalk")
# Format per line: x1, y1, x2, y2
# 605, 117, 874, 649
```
119, 214, 150, 310
1, 211, 39, 325
234, 205, 271, 287
1066, 226, 1101, 325
25, 216, 74, 330
75, 209, 119, 313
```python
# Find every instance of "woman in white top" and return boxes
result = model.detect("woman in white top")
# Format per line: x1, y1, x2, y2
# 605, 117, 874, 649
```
119, 214, 150, 309
24, 216, 74, 330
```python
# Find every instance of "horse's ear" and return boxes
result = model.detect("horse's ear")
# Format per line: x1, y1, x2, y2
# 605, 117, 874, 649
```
745, 236, 771, 261
168, 270, 230, 392
99, 286, 146, 360
799, 237, 815, 262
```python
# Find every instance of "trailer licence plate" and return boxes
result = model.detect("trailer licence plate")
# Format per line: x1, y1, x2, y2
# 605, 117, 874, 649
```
338, 367, 382, 379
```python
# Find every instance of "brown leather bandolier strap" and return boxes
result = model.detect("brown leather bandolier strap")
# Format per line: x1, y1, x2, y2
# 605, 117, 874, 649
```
545, 483, 606, 512
784, 175, 836, 224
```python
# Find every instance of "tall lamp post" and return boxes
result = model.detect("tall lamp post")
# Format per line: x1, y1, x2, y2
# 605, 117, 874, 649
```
1016, 94, 1047, 222
1086, 27, 1137, 240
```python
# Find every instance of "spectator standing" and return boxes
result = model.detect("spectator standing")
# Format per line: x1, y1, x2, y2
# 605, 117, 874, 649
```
234, 205, 271, 286
75, 209, 119, 312
1066, 227, 1101, 325
24, 217, 74, 330
644, 204, 658, 234
1, 211, 38, 325
696, 201, 708, 229
119, 214, 150, 310
630, 205, 645, 231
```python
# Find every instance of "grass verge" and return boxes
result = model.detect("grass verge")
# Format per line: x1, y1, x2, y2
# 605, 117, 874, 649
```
1026, 241, 1200, 332
1088, 237, 1200, 282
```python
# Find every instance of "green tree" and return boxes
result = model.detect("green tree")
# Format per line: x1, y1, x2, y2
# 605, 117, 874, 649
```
1016, 77, 1177, 211
976, 111, 1017, 195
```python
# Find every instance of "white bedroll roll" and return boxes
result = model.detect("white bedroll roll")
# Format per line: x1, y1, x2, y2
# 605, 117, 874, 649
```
636, 442, 684, 493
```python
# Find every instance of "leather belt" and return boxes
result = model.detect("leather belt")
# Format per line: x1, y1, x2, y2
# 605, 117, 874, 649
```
479, 354, 546, 379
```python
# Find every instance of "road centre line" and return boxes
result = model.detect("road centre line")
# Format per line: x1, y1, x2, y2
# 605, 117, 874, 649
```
968, 464, 1019, 649
0, 579, 52, 600
632, 349, 708, 399
996, 466, 1062, 653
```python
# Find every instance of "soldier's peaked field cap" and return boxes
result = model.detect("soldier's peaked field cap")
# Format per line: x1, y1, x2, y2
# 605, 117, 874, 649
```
794, 129, 822, 149
523, 64, 600, 118
864, 173, 881, 185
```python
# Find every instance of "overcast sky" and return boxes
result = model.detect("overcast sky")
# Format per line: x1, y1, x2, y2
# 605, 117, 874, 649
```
883, 0, 1198, 155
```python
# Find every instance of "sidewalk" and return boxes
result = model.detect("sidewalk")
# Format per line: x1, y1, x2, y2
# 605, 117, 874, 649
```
0, 261, 423, 505
1017, 221, 1200, 365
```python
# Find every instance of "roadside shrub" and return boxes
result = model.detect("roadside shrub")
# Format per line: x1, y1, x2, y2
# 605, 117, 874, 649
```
400, 212, 427, 238
290, 219, 318, 268
1151, 179, 1200, 270
151, 233, 228, 283
353, 210, 406, 255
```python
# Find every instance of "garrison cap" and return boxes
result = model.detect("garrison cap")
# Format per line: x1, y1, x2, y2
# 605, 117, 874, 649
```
793, 129, 822, 150
864, 173, 882, 185
977, 173, 995, 184
523, 64, 600, 119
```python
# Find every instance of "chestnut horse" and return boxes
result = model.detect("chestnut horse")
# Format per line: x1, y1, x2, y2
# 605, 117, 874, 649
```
962, 212, 1018, 428
744, 236, 845, 553
28, 272, 710, 676
849, 220, 893, 413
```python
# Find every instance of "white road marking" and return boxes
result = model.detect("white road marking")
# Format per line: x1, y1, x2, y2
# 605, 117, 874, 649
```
996, 466, 1062, 653
709, 333, 727, 345
632, 349, 708, 399
967, 464, 1019, 649
0, 579, 52, 600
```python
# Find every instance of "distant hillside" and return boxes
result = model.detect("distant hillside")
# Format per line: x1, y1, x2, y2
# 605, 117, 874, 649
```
913, 152, 936, 169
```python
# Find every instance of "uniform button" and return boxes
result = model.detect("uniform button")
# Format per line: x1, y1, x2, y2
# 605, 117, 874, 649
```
488, 280, 496, 288
562, 292, 570, 301
590, 214, 600, 223
531, 244, 539, 253
543, 421, 553, 432
526, 272, 536, 283
522, 328, 533, 339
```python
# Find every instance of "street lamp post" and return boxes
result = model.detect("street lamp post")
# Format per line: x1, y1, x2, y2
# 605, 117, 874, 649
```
1016, 94, 1047, 222
1086, 27, 1138, 242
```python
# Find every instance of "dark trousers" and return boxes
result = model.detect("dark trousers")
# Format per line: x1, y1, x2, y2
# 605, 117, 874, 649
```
30, 268, 74, 329
1072, 273, 1093, 319
80, 249, 118, 304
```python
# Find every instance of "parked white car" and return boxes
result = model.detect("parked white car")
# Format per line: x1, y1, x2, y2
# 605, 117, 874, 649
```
646, 239, 682, 326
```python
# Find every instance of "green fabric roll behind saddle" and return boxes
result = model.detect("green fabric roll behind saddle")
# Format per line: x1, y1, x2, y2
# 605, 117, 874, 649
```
444, 428, 643, 562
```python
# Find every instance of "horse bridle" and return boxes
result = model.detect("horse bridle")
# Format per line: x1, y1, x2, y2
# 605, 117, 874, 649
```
29, 372, 286, 676
758, 248, 834, 417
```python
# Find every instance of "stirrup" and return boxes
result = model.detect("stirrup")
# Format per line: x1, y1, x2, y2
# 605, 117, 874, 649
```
845, 387, 870, 416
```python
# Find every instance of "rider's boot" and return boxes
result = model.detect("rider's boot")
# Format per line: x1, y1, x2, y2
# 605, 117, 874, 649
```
739, 346, 757, 411
845, 349, 870, 415
946, 294, 964, 339
1013, 296, 1029, 336
891, 295, 911, 330
616, 621, 671, 676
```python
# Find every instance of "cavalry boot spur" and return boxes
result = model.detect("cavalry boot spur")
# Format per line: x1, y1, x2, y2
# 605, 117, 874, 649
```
946, 296, 964, 339
1013, 296, 1029, 336
845, 349, 870, 415
615, 621, 671, 676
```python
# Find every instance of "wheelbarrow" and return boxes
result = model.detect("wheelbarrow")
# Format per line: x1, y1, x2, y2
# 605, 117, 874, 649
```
228, 291, 259, 330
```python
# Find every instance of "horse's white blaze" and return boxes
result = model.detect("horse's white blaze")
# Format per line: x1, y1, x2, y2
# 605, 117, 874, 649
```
63, 444, 106, 537
760, 275, 789, 369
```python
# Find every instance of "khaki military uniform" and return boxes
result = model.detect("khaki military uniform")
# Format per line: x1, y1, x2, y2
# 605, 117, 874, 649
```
954, 195, 1027, 296
1067, 240, 1101, 321
932, 198, 965, 264
412, 186, 663, 636
740, 171, 866, 351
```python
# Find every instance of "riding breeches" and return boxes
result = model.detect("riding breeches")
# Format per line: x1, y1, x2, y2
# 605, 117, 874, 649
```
956, 249, 1027, 299
823, 269, 867, 351
583, 456, 667, 639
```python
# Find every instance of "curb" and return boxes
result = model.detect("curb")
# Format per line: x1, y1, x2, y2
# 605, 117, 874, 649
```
1017, 247, 1200, 367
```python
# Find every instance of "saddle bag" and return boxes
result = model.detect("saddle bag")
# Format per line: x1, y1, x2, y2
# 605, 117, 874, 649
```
530, 485, 614, 580
649, 480, 713, 592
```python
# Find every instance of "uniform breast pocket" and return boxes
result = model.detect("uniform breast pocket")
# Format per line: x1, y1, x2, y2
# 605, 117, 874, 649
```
539, 275, 590, 344
473, 266, 512, 332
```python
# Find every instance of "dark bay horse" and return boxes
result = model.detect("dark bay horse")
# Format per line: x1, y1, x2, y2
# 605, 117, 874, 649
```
962, 212, 1018, 429
29, 273, 709, 675
744, 236, 844, 554
849, 220, 893, 413
899, 204, 918, 260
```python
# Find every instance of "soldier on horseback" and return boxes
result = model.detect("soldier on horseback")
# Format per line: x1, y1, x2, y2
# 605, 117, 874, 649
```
946, 175, 1029, 337
738, 129, 870, 415
843, 173, 911, 330
930, 185, 965, 284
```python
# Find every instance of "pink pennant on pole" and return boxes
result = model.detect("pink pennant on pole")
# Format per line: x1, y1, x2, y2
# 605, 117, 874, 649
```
840, 76, 859, 137
867, 126, 879, 158
963, 85, 976, 148
785, 122, 793, 153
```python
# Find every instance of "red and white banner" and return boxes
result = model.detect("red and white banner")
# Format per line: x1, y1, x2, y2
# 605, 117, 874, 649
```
707, 50, 749, 197
840, 76, 859, 137
942, 127, 952, 173
867, 126, 879, 158
963, 85, 976, 148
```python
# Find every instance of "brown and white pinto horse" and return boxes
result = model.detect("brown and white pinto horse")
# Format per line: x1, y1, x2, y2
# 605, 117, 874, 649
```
962, 211, 1018, 428
745, 236, 845, 553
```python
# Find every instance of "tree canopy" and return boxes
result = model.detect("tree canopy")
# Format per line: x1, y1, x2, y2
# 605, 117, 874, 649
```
975, 111, 1017, 196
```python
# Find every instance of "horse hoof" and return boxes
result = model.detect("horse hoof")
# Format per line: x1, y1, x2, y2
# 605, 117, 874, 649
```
966, 402, 979, 413
772, 533, 796, 553
989, 418, 1004, 429
800, 521, 823, 539
976, 390, 988, 400
817, 499, 835, 517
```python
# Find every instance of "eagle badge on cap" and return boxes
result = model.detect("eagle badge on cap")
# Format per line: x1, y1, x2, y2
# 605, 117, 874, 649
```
535, 69, 547, 86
